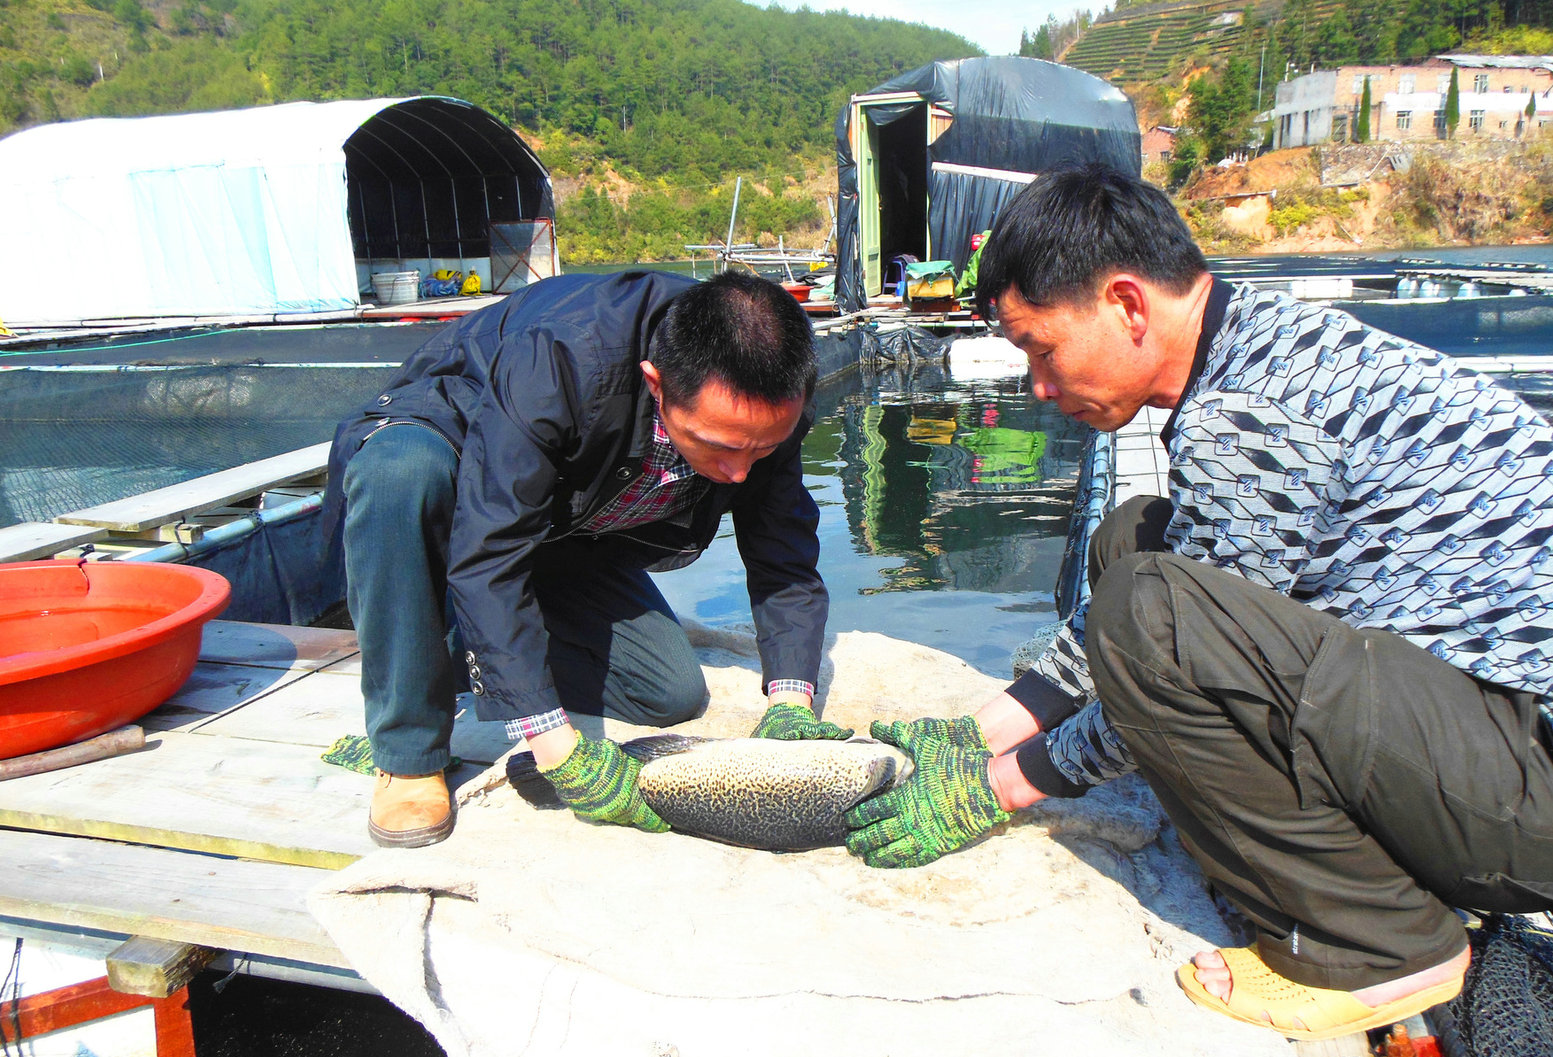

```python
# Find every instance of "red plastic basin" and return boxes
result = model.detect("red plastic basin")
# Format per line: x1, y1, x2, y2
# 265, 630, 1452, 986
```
0, 560, 231, 759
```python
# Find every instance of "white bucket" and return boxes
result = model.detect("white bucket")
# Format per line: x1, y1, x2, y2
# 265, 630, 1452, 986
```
371, 270, 421, 305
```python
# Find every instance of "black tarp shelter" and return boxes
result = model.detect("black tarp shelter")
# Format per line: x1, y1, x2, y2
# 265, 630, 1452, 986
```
834, 57, 1141, 312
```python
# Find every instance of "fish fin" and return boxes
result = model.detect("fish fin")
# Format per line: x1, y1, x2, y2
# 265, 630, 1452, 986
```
618, 733, 714, 762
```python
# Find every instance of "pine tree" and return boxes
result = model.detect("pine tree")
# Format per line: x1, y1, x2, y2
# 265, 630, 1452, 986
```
1445, 67, 1460, 138
1356, 76, 1371, 142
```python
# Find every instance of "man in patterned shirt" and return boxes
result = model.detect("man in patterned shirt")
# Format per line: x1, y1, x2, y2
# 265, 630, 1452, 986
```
326, 270, 843, 850
844, 165, 1553, 1041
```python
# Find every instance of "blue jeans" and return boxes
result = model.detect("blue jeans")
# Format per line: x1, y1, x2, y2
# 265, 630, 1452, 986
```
342, 423, 706, 775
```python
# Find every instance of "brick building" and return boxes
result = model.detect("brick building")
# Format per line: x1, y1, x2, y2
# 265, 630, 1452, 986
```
1141, 125, 1178, 163
1272, 55, 1552, 148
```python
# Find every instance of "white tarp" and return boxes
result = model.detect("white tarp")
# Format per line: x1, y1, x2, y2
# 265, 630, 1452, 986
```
0, 99, 409, 325
309, 625, 1289, 1057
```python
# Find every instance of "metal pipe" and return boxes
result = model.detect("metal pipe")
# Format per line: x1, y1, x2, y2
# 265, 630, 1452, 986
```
724, 177, 742, 270
125, 492, 323, 565
206, 951, 378, 995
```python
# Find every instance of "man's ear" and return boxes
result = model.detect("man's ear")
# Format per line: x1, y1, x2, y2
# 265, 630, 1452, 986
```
640, 361, 663, 402
1104, 274, 1150, 342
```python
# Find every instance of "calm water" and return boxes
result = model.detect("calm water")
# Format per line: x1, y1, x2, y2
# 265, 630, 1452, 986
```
653, 358, 1088, 678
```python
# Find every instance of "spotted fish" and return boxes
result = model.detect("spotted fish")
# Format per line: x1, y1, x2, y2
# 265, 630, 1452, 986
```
506, 734, 912, 851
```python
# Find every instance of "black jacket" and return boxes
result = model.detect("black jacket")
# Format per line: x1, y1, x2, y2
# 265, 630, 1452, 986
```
326, 270, 828, 721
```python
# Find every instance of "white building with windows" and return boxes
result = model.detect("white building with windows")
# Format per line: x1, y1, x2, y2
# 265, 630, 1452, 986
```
1271, 54, 1552, 148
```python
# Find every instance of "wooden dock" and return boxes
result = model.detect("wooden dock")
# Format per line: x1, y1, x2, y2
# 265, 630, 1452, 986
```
0, 619, 510, 980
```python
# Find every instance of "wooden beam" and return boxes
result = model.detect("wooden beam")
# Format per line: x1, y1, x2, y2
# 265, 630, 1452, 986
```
0, 730, 377, 868
0, 521, 107, 562
0, 830, 347, 967
55, 443, 331, 532
107, 936, 218, 998
199, 620, 360, 671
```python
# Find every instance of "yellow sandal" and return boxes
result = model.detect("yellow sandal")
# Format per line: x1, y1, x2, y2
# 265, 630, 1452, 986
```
1175, 946, 1465, 1042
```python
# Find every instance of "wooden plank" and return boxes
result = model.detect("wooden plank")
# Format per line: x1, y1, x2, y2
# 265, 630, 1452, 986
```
107, 937, 217, 998
194, 669, 513, 764
199, 620, 359, 672
55, 443, 331, 532
359, 293, 501, 320
191, 668, 366, 745
138, 659, 318, 734
140, 621, 363, 735
0, 830, 346, 967
0, 521, 107, 562
0, 730, 380, 868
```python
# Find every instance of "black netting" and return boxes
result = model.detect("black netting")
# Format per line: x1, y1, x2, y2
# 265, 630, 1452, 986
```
1438, 915, 1553, 1057
0, 364, 394, 528
0, 322, 443, 528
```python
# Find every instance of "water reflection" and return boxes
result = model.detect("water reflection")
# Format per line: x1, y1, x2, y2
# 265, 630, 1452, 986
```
832, 360, 1086, 595
654, 359, 1088, 678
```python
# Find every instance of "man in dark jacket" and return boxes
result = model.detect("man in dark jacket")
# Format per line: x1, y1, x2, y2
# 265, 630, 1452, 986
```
328, 270, 842, 849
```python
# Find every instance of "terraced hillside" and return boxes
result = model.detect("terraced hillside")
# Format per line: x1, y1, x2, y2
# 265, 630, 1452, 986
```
1060, 0, 1345, 83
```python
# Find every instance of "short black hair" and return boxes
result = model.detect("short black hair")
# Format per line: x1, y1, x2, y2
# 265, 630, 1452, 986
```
975, 164, 1207, 318
652, 271, 817, 408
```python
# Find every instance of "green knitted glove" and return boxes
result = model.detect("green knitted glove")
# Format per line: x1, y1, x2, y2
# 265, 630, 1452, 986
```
538, 733, 669, 833
843, 723, 1008, 868
750, 701, 855, 741
868, 714, 988, 752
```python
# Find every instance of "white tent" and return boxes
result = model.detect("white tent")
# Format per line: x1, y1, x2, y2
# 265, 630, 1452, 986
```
0, 97, 553, 326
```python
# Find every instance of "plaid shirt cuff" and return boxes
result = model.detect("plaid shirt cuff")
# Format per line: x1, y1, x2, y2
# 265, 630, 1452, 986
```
504, 708, 570, 742
766, 679, 816, 699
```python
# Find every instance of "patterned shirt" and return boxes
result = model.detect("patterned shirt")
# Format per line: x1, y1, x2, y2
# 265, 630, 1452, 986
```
1022, 281, 1553, 794
575, 413, 707, 535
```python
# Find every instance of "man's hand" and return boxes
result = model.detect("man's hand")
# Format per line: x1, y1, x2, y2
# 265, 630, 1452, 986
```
538, 732, 669, 832
868, 714, 988, 752
844, 723, 1008, 868
750, 700, 854, 741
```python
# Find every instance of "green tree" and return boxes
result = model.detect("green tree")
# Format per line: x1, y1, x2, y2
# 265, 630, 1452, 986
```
1167, 136, 1201, 189
1356, 76, 1371, 142
1186, 57, 1257, 162
1281, 0, 1315, 68
1313, 6, 1359, 65
1020, 22, 1053, 60
1445, 66, 1461, 138
83, 39, 266, 115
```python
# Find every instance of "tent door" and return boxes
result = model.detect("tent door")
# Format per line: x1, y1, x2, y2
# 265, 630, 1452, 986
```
851, 93, 931, 299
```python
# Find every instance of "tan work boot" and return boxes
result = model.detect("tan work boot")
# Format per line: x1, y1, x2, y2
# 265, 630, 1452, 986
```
368, 771, 454, 848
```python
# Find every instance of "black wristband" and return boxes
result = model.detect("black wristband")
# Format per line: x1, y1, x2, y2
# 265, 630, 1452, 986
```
1005, 670, 1085, 732
1015, 738, 1089, 799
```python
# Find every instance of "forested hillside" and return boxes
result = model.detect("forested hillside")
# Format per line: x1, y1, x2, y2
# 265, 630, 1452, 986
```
0, 0, 975, 179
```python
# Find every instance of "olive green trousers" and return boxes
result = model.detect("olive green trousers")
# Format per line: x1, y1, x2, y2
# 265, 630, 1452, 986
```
1085, 496, 1553, 989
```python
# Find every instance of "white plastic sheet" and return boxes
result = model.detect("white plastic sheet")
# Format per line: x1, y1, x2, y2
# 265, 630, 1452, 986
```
0, 99, 407, 325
